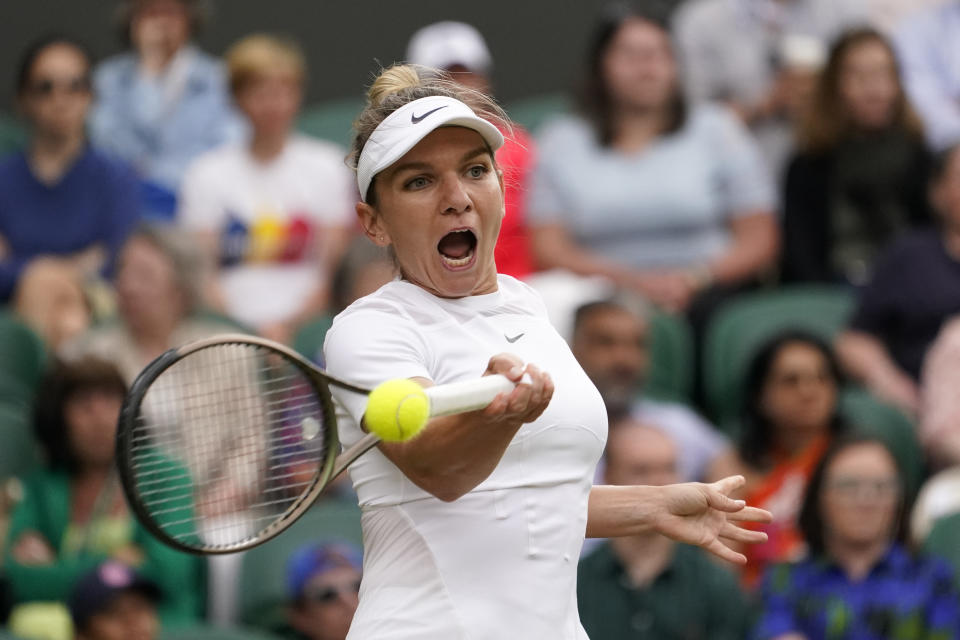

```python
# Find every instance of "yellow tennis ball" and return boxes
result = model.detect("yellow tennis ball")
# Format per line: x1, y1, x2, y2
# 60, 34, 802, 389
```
365, 379, 430, 442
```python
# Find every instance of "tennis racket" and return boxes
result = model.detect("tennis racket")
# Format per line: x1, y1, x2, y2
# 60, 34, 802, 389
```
115, 333, 520, 554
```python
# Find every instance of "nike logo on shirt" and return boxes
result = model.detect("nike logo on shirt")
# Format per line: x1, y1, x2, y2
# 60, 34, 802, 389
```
505, 333, 525, 343
411, 106, 448, 123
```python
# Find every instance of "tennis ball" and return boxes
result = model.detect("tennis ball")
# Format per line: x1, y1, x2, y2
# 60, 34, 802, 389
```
365, 378, 430, 442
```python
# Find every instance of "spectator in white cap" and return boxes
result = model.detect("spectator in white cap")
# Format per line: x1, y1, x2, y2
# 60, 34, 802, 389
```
406, 21, 536, 279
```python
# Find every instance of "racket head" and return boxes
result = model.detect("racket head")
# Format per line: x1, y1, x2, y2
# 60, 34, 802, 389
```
116, 334, 343, 554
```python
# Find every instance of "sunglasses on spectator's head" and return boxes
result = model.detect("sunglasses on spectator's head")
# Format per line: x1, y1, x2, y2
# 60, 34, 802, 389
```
304, 580, 361, 605
28, 76, 90, 97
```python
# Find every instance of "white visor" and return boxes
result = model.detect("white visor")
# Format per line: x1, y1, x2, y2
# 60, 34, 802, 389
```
357, 95, 504, 202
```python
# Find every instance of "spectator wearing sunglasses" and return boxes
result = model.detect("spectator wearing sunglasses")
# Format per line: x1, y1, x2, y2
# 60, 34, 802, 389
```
285, 541, 362, 640
0, 34, 139, 348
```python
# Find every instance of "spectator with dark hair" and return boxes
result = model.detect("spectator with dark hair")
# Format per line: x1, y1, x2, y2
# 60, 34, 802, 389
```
529, 3, 777, 322
0, 34, 140, 348
284, 542, 361, 640
570, 296, 737, 482
406, 21, 536, 279
90, 0, 244, 219
736, 331, 847, 586
894, 1, 960, 150
753, 435, 960, 639
783, 28, 932, 285
177, 33, 354, 344
2, 357, 201, 630
328, 238, 395, 317
674, 0, 866, 174
836, 144, 960, 416
61, 225, 240, 383
578, 418, 752, 640
70, 561, 161, 640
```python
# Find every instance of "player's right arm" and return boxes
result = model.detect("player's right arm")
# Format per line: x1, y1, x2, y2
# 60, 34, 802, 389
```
374, 354, 553, 502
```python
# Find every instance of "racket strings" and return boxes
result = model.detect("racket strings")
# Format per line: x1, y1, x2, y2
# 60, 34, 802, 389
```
126, 343, 331, 550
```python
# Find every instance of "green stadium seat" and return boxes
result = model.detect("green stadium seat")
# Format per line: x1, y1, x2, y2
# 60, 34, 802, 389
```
504, 93, 571, 134
0, 311, 47, 410
0, 113, 27, 157
292, 315, 333, 363
159, 625, 282, 640
297, 97, 365, 149
238, 496, 363, 631
645, 310, 694, 403
839, 387, 924, 496
0, 401, 39, 481
0, 629, 28, 640
702, 285, 855, 428
923, 512, 960, 589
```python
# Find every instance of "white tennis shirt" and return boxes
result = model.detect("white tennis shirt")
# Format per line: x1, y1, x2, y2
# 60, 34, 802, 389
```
323, 275, 607, 639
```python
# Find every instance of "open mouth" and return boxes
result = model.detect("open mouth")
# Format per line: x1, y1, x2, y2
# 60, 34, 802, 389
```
437, 229, 477, 269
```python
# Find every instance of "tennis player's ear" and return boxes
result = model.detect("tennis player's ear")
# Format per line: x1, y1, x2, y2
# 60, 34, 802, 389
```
357, 201, 391, 247
496, 168, 506, 219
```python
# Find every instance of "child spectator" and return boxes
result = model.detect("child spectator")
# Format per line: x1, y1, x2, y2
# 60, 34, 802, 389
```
177, 34, 354, 344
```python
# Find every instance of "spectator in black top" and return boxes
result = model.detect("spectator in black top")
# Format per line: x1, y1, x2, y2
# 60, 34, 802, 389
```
782, 27, 932, 285
836, 144, 960, 416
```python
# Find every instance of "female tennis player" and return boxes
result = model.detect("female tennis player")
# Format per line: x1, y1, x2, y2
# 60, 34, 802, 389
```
322, 64, 771, 639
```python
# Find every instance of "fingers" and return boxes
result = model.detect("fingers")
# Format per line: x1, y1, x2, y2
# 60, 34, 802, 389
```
718, 521, 768, 546
711, 475, 746, 496
727, 506, 774, 524
705, 487, 747, 514
704, 537, 747, 565
482, 362, 553, 424
485, 353, 526, 381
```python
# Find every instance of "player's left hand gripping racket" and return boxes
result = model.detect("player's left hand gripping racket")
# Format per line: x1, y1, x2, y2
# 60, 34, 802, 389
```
115, 334, 520, 554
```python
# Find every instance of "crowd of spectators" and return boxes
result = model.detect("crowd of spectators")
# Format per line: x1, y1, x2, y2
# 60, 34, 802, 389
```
3, 0, 960, 638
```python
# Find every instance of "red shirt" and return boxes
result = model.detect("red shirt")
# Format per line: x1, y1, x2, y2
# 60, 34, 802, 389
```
494, 125, 535, 278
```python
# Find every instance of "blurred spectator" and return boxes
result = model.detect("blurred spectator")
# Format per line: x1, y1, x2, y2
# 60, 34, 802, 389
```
753, 435, 960, 639
835, 144, 960, 416
782, 27, 932, 285
674, 0, 866, 175
570, 297, 737, 482
529, 3, 777, 322
3, 358, 201, 629
736, 331, 847, 586
328, 238, 395, 316
406, 20, 535, 279
61, 226, 238, 382
90, 0, 244, 219
1, 35, 139, 348
893, 1, 960, 150
868, 0, 949, 34
578, 419, 751, 640
70, 561, 160, 640
284, 542, 361, 640
178, 34, 354, 344
918, 317, 960, 468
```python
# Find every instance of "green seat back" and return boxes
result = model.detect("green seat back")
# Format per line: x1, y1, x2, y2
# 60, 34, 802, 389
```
703, 286, 855, 428
296, 98, 365, 149
0, 401, 38, 481
645, 310, 694, 403
292, 315, 333, 363
504, 93, 571, 134
159, 625, 282, 640
238, 497, 363, 631
923, 512, 960, 590
0, 113, 27, 157
0, 312, 47, 409
839, 387, 924, 496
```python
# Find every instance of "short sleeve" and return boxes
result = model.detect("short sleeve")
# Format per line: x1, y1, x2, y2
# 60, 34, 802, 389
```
525, 118, 586, 225
322, 307, 433, 427
705, 107, 775, 217
176, 154, 222, 231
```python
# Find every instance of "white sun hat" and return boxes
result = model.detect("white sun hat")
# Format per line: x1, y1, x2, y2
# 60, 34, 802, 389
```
356, 95, 504, 202
406, 21, 493, 74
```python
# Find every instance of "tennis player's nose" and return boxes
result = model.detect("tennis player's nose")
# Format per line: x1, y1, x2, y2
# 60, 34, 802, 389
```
439, 175, 472, 214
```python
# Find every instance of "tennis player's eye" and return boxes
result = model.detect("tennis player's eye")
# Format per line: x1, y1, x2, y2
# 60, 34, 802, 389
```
467, 165, 488, 178
405, 176, 429, 190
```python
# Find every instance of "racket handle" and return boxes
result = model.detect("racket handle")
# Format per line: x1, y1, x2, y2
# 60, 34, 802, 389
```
425, 374, 529, 417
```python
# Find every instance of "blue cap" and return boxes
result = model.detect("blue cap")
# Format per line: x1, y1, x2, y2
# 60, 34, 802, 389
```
68, 561, 161, 630
286, 541, 362, 600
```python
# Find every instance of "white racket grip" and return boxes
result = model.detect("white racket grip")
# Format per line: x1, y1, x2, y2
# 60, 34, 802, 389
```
425, 373, 531, 418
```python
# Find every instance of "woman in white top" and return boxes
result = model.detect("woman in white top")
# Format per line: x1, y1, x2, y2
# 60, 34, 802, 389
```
178, 35, 354, 343
322, 64, 771, 640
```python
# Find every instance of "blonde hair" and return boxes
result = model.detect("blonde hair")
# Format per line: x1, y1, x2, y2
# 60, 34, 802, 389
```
349, 63, 510, 203
226, 34, 306, 96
